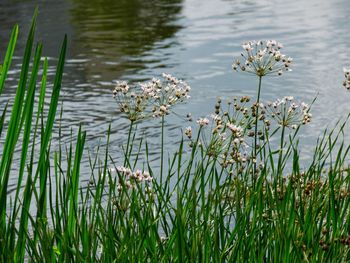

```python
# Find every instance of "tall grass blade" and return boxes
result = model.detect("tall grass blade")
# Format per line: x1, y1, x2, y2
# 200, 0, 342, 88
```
0, 25, 18, 95
0, 9, 38, 229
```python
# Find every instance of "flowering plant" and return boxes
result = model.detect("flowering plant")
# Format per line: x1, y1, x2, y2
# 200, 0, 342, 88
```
232, 40, 292, 77
113, 74, 190, 122
265, 96, 312, 129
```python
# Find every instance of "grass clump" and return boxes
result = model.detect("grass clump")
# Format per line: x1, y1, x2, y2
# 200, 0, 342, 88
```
1, 14, 350, 263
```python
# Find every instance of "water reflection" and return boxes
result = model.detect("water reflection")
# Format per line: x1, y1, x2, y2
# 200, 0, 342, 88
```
69, 0, 183, 81
0, 1, 72, 57
1, 0, 350, 185
0, 0, 185, 189
62, 0, 185, 155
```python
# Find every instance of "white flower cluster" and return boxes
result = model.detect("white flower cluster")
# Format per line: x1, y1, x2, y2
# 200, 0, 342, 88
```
186, 112, 248, 166
113, 81, 129, 94
140, 73, 191, 118
116, 166, 153, 191
265, 96, 312, 129
343, 68, 350, 90
196, 117, 210, 126
221, 120, 248, 167
184, 126, 192, 139
232, 40, 292, 77
226, 123, 243, 138
113, 81, 152, 122
113, 74, 190, 121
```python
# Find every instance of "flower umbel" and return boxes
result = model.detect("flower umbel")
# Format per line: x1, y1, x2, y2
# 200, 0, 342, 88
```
343, 68, 350, 90
113, 74, 190, 121
197, 118, 210, 126
141, 73, 191, 118
184, 126, 192, 139
265, 96, 312, 129
232, 40, 292, 77
113, 81, 153, 122
115, 166, 153, 191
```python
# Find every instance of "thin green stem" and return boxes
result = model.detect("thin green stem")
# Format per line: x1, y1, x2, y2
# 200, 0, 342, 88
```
124, 120, 134, 166
253, 76, 263, 183
277, 120, 286, 180
160, 115, 165, 186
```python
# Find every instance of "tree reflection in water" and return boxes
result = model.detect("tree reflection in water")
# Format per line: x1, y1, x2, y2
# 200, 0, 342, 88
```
69, 0, 184, 80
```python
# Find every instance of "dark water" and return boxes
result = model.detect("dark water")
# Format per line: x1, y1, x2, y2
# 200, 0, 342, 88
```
1, 0, 350, 184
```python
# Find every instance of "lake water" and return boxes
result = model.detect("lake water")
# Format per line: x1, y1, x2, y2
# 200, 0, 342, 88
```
1, 0, 350, 185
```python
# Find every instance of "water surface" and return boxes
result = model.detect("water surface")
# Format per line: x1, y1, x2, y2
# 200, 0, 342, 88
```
1, 0, 350, 185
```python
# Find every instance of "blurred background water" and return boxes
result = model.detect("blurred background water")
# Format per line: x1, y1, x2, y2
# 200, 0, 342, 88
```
1, 0, 350, 186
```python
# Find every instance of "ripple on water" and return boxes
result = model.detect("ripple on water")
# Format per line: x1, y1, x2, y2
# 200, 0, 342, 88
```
0, 0, 350, 185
